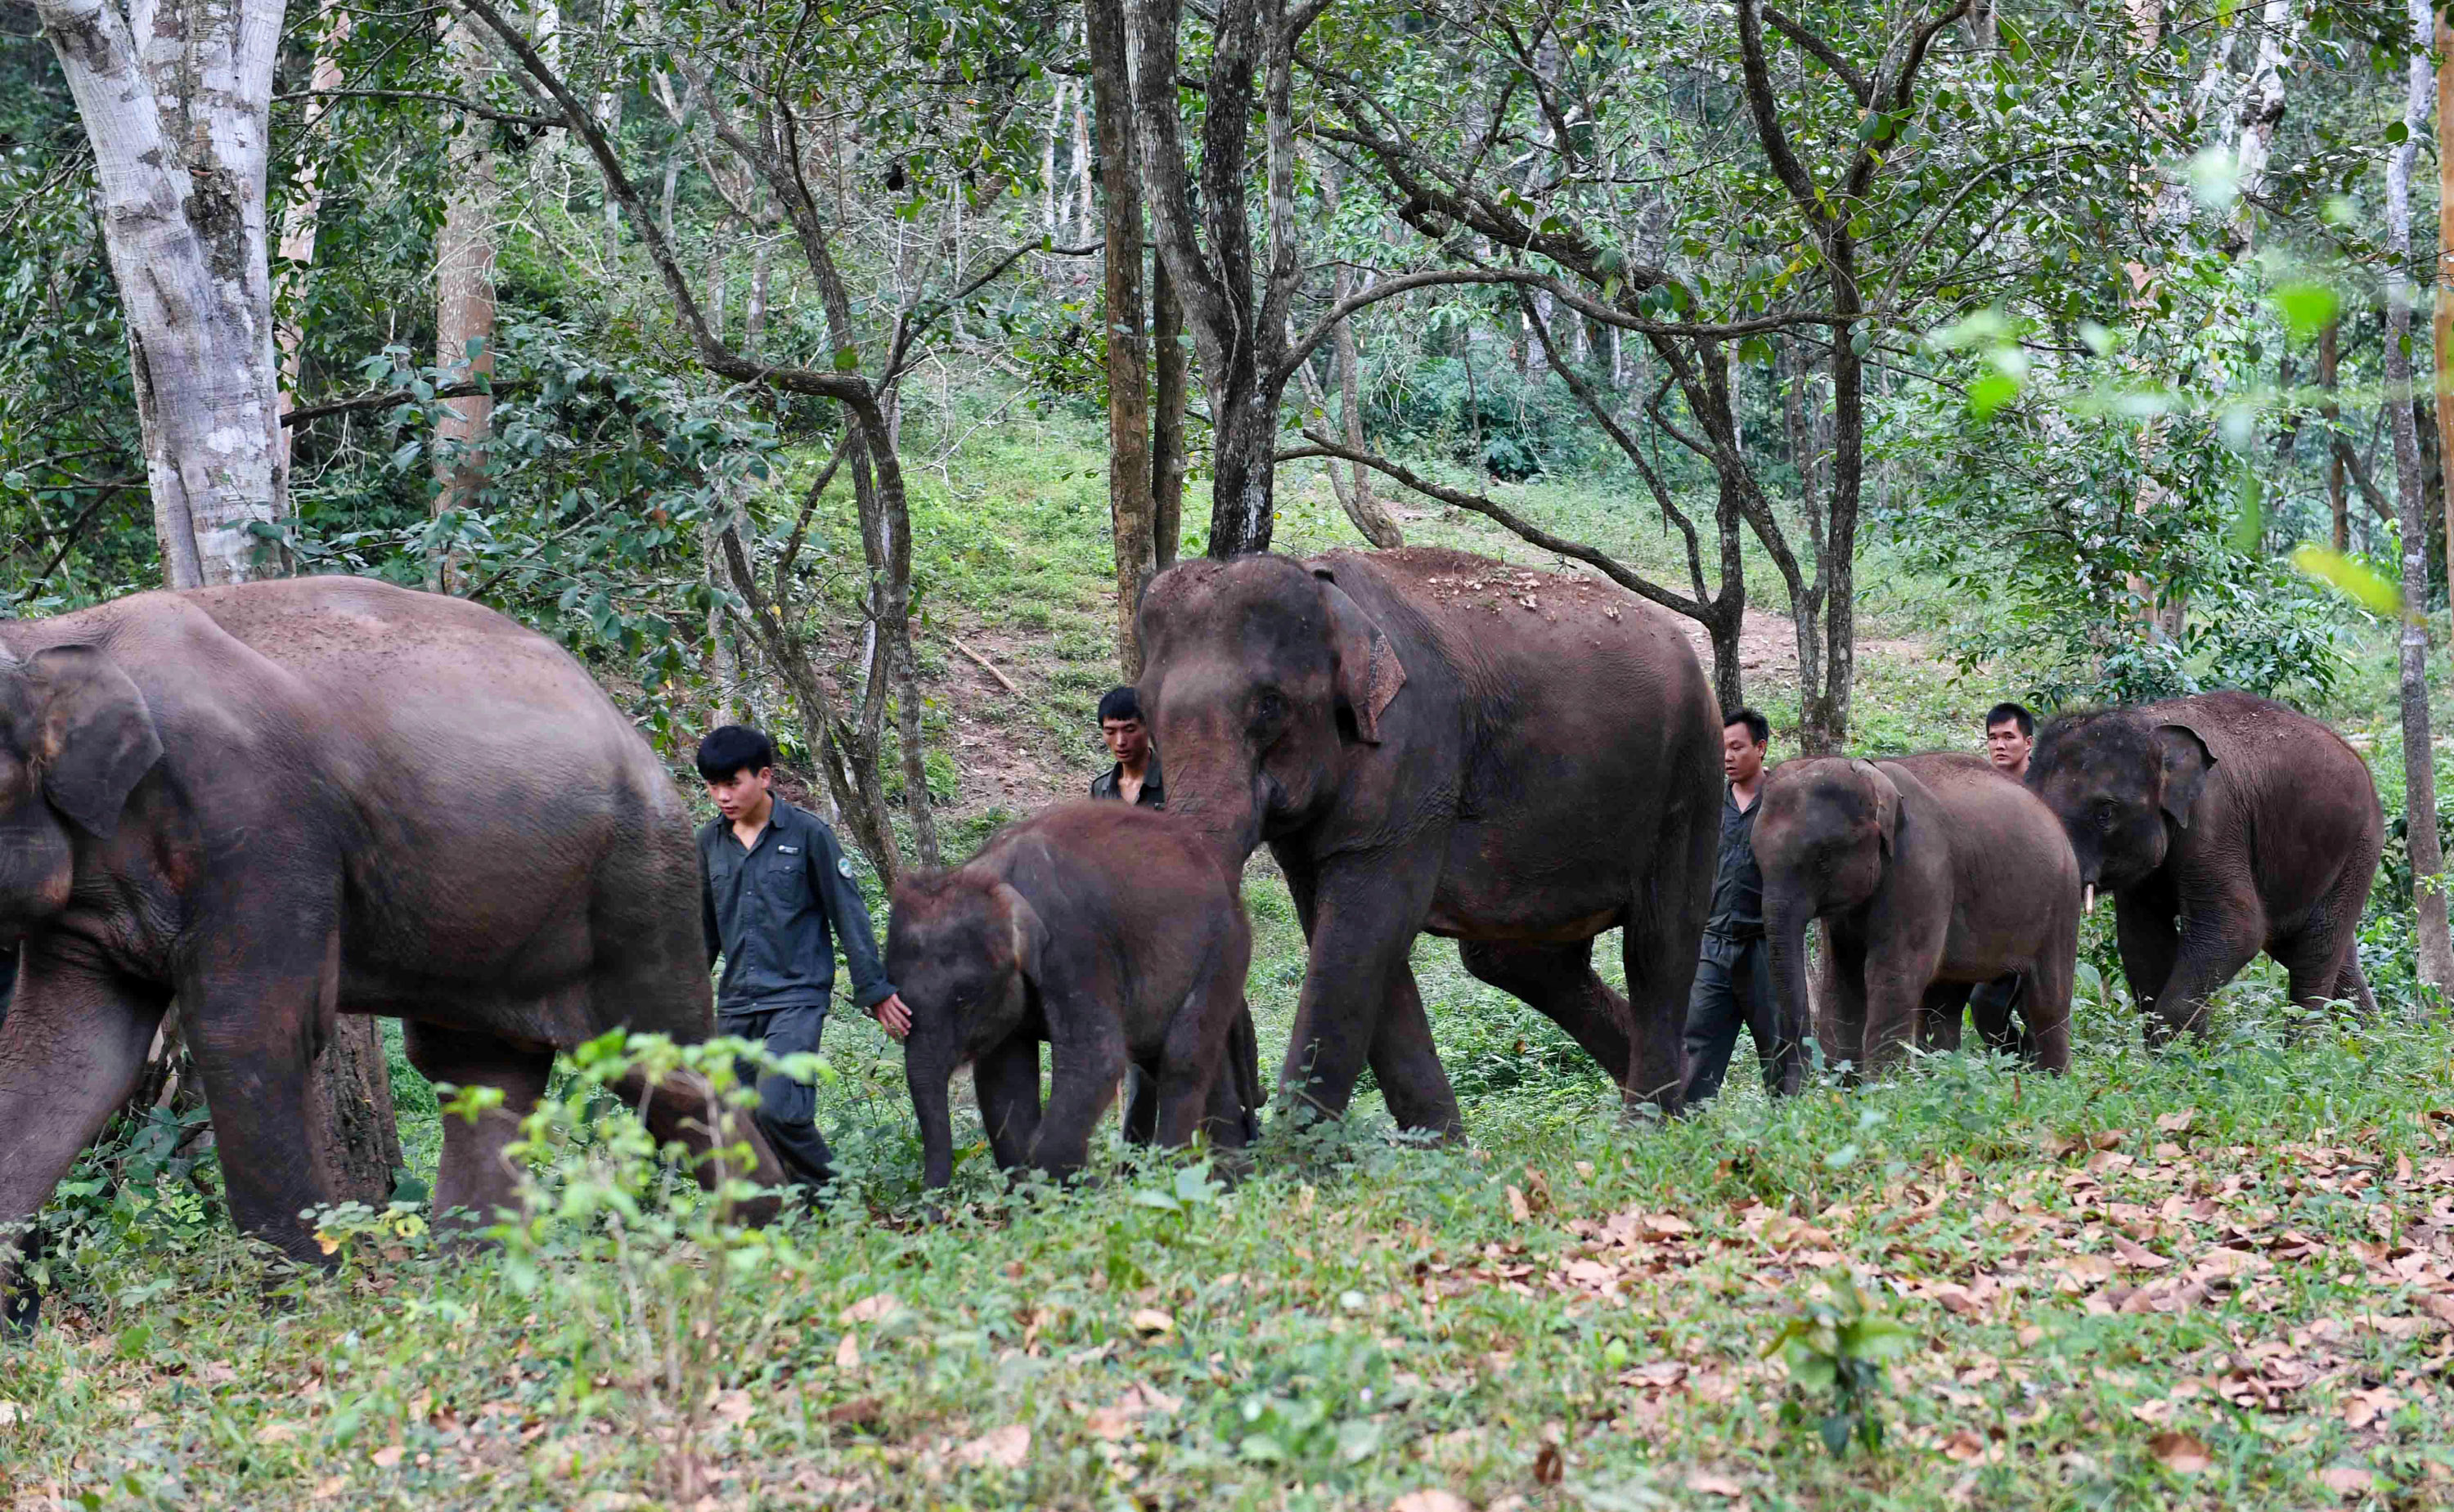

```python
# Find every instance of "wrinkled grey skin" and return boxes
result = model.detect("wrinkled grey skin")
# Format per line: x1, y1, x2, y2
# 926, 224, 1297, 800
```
887, 804, 1256, 1190
1756, 752, 2079, 1080
0, 578, 781, 1329
2027, 691, 2382, 1040
1135, 547, 1720, 1132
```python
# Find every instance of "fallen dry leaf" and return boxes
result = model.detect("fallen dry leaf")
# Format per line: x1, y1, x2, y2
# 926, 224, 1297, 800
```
1685, 1471, 1746, 1496
712, 1389, 754, 1426
254, 1421, 301, 1445
1129, 1308, 1175, 1338
1942, 1430, 1989, 1462
2318, 1466, 2375, 1495
1390, 1492, 1474, 1512
2151, 1430, 2214, 1474
2340, 1388, 2398, 1429
0, 1401, 20, 1429
1532, 1442, 1563, 1486
834, 1332, 861, 1371
2157, 1110, 2197, 1133
839, 1293, 899, 1326
311, 1476, 346, 1499
1507, 1187, 1531, 1223
198, 1362, 239, 1388
825, 1396, 884, 1427
369, 1444, 403, 1469
955, 1423, 1031, 1469
2113, 1236, 2173, 1270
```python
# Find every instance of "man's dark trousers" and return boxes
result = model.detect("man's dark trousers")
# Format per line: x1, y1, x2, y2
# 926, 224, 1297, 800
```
1681, 931, 1793, 1104
719, 1002, 834, 1187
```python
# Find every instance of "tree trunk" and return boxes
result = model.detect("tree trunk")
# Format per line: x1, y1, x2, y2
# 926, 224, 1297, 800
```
274, 1, 348, 473
40, 0, 285, 589
1151, 249, 1188, 570
310, 1016, 403, 1202
2439, 16, 2454, 599
2388, 0, 2454, 989
2323, 316, 2347, 550
1312, 155, 1401, 549
1085, 0, 1156, 675
434, 7, 500, 593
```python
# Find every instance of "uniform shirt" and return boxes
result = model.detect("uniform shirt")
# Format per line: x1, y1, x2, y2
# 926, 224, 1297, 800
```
1705, 785, 1765, 940
1090, 750, 1166, 807
699, 800, 897, 1015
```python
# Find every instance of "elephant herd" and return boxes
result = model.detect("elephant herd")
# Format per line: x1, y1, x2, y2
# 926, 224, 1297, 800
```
0, 549, 2388, 1317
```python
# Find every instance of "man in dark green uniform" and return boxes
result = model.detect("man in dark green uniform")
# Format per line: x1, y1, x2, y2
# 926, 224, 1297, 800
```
697, 726, 907, 1189
1681, 707, 1802, 1106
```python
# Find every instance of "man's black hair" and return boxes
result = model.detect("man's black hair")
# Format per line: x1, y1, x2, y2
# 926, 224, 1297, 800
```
1984, 701, 2036, 739
1724, 707, 1770, 747
695, 725, 776, 783
1097, 686, 1144, 725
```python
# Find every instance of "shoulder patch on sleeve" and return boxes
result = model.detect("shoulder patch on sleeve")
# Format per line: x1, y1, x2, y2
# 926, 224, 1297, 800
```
838, 855, 856, 878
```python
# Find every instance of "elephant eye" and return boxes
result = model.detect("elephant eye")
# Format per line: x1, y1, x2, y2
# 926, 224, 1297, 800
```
1252, 689, 1288, 728
2093, 799, 2119, 828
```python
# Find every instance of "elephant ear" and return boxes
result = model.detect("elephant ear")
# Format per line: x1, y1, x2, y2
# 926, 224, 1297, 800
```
1311, 568, 1407, 745
25, 645, 161, 839
1849, 759, 1900, 860
993, 882, 1046, 986
2153, 722, 2217, 829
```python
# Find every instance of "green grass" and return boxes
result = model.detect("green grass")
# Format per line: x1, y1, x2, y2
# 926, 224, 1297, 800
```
6, 401, 2452, 1510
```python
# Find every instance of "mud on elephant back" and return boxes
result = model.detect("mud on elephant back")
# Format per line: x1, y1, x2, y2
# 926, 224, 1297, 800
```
0, 577, 790, 1330
2025, 691, 2384, 1043
1132, 545, 1723, 1131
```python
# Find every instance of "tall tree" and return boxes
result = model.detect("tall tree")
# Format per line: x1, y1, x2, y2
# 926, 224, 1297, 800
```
36, 0, 286, 587
1083, 0, 1157, 673
2387, 0, 2454, 989
432, 7, 500, 592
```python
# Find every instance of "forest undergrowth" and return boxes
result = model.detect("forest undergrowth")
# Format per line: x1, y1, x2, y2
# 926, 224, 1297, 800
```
2, 420, 2451, 1511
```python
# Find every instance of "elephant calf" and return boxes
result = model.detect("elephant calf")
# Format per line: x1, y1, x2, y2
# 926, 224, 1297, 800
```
1756, 752, 2080, 1079
886, 804, 1256, 1189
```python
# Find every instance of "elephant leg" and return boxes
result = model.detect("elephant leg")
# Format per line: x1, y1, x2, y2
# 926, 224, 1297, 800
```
1276, 850, 1455, 1133
1820, 931, 1871, 1084
0, 955, 167, 1323
1919, 982, 1971, 1053
1027, 999, 1128, 1182
1966, 974, 2028, 1057
402, 1021, 555, 1235
1857, 944, 1936, 1079
1629, 787, 1713, 1114
2287, 864, 2382, 1022
1458, 938, 1631, 1087
2149, 893, 2263, 1042
2335, 955, 2380, 1018
182, 926, 362, 1267
2112, 893, 2179, 1031
2026, 934, 2074, 1074
971, 1034, 1043, 1173
1155, 933, 1252, 1151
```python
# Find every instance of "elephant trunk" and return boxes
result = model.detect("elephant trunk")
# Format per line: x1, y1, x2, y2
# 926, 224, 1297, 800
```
1764, 893, 1819, 1091
906, 1048, 956, 1191
1155, 749, 1267, 867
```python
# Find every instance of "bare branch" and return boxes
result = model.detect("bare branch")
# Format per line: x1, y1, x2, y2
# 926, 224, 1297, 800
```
1763, 7, 1872, 104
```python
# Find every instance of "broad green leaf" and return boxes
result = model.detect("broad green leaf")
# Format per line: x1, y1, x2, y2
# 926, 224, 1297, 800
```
2273, 282, 2340, 343
2289, 545, 2401, 613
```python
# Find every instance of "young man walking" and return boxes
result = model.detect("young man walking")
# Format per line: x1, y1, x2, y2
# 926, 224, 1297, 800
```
1090, 686, 1165, 807
1968, 701, 2038, 1054
697, 726, 909, 1189
1682, 708, 1803, 1106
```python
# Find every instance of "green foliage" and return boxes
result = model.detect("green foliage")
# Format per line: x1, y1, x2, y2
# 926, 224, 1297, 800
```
1764, 1274, 1917, 1456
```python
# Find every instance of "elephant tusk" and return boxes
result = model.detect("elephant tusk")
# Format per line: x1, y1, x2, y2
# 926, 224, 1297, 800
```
2083, 883, 2096, 915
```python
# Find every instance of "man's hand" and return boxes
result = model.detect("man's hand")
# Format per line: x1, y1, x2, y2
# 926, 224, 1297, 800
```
871, 992, 912, 1041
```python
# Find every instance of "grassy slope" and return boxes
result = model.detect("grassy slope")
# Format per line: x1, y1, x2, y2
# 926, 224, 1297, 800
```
4, 408, 2452, 1510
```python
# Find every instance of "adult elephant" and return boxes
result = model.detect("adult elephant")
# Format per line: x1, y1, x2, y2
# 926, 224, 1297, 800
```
1135, 547, 1721, 1131
0, 577, 778, 1318
2026, 691, 2382, 1040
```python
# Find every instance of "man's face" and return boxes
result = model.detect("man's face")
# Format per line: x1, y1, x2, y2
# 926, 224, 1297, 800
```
1986, 720, 2033, 777
1101, 716, 1148, 765
1723, 724, 1767, 785
706, 766, 775, 824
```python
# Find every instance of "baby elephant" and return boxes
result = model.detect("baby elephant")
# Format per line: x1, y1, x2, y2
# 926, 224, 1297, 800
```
1755, 752, 2080, 1079
887, 803, 1256, 1188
